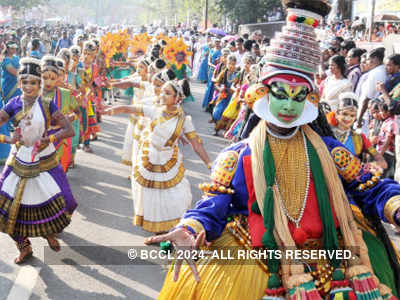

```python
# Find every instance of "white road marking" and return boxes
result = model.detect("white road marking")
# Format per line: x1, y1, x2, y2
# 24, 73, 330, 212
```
7, 266, 39, 300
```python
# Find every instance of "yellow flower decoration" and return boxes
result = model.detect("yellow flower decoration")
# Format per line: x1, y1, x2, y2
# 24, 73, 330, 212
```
130, 33, 152, 58
155, 33, 169, 42
100, 30, 131, 68
162, 37, 192, 69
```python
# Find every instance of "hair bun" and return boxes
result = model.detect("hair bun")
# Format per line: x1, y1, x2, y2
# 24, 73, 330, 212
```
166, 69, 177, 81
178, 79, 191, 98
155, 59, 166, 69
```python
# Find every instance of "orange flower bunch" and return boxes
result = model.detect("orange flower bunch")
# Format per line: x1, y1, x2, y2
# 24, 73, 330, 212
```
162, 37, 192, 69
100, 30, 131, 67
129, 33, 152, 58
155, 32, 168, 42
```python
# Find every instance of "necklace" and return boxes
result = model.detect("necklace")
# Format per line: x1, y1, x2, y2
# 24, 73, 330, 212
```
163, 106, 181, 116
227, 72, 235, 83
266, 125, 299, 140
274, 129, 310, 228
334, 128, 350, 144
22, 97, 37, 115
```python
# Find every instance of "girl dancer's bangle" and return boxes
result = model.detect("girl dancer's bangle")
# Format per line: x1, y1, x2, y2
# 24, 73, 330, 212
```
0, 135, 5, 143
206, 162, 212, 170
49, 135, 56, 143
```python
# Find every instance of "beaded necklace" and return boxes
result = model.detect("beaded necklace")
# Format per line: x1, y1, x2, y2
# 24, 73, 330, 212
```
22, 96, 37, 115
272, 129, 310, 228
335, 128, 351, 145
266, 125, 299, 140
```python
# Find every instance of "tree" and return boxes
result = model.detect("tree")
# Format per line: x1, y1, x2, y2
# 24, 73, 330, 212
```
0, 0, 50, 11
216, 0, 282, 26
337, 0, 352, 20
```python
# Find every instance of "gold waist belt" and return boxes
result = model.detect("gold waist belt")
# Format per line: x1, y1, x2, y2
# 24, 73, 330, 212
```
7, 152, 59, 178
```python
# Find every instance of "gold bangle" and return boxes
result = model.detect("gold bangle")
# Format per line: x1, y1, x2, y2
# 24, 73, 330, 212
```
0, 135, 5, 143
49, 135, 56, 143
206, 162, 212, 170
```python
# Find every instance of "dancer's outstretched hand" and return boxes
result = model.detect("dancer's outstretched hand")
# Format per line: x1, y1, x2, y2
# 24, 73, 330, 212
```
102, 106, 114, 115
144, 228, 206, 283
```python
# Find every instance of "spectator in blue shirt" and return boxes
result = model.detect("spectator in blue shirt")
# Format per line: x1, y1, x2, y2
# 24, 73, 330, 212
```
30, 39, 43, 59
55, 31, 72, 55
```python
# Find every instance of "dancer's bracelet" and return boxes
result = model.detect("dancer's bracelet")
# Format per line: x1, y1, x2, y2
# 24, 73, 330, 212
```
49, 135, 56, 143
0, 135, 5, 143
173, 224, 196, 238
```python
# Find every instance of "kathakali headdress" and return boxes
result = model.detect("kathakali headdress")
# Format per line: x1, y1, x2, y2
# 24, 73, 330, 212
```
252, 0, 328, 128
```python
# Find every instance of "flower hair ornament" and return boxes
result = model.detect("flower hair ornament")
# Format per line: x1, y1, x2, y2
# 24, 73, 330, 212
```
155, 69, 176, 84
169, 80, 185, 100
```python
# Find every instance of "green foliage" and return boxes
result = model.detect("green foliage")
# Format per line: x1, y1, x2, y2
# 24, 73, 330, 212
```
0, 0, 50, 11
216, 0, 281, 24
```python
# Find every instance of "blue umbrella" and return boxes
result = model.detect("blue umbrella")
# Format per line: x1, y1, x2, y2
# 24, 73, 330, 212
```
206, 28, 227, 36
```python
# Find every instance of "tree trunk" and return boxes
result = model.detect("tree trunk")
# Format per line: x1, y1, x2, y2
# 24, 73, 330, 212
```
338, 0, 352, 19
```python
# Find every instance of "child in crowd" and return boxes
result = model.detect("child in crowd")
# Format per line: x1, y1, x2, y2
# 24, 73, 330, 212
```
211, 54, 238, 135
376, 103, 396, 179
328, 93, 387, 170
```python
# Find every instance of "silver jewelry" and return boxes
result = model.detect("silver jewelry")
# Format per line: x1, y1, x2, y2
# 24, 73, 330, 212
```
334, 128, 350, 144
275, 129, 310, 228
266, 125, 299, 140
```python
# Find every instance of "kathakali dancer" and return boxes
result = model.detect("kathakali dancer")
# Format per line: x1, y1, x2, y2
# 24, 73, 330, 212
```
145, 1, 400, 299
104, 79, 211, 233
0, 58, 76, 264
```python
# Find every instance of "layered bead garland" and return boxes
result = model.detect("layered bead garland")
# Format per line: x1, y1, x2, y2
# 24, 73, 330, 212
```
287, 14, 319, 28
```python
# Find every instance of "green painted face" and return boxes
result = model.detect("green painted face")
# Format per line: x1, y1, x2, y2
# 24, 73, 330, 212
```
268, 81, 309, 124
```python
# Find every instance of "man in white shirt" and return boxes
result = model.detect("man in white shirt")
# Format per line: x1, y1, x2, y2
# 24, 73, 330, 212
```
20, 30, 31, 57
357, 48, 387, 135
